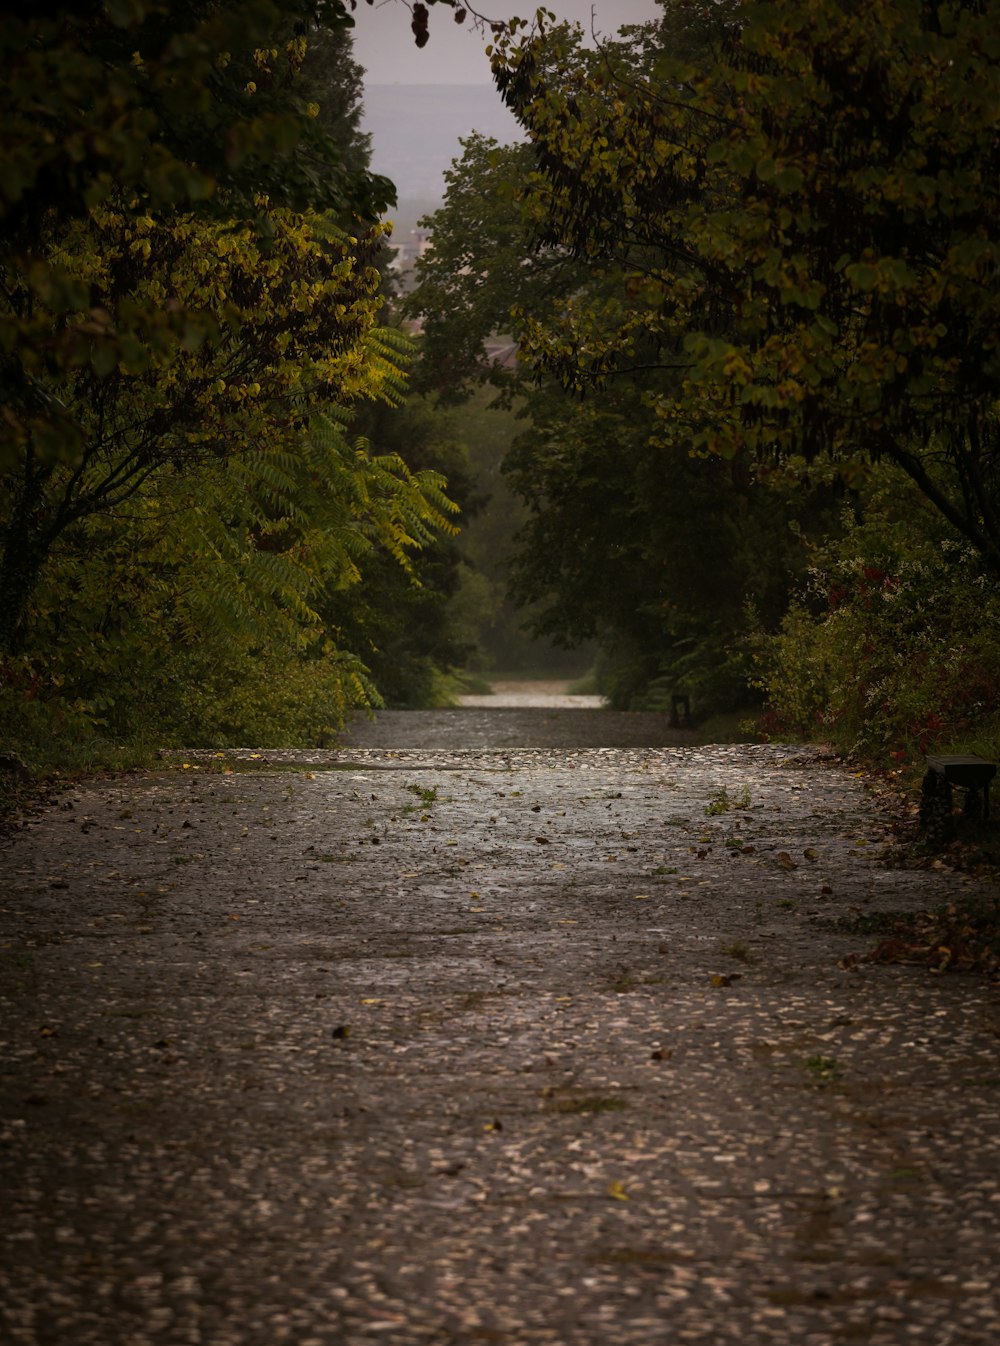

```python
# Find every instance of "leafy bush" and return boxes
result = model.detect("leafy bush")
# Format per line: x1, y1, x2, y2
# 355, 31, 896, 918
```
748, 478, 1000, 764
0, 397, 459, 766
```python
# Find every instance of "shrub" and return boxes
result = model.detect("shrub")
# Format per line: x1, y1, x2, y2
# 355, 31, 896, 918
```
748, 478, 1000, 764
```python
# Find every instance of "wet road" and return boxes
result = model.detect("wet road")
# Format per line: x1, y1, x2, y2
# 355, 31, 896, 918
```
1, 713, 998, 1345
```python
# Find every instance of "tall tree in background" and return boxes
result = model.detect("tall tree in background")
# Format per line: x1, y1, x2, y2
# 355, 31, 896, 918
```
297, 18, 377, 218
407, 134, 585, 401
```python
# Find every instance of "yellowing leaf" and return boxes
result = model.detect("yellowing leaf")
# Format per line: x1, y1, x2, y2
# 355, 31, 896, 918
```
608, 1181, 630, 1201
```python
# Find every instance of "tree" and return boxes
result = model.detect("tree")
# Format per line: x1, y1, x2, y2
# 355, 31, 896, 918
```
0, 0, 489, 501
490, 0, 1000, 571
1, 0, 484, 755
0, 0, 488, 238
297, 19, 376, 208
336, 391, 474, 703
40, 398, 456, 740
747, 466, 1000, 761
499, 377, 832, 710
0, 0, 487, 654
407, 44, 830, 711
13, 392, 458, 747
0, 196, 397, 650
405, 133, 585, 400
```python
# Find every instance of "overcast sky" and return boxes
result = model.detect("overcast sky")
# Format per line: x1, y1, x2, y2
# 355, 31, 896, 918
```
351, 1, 663, 84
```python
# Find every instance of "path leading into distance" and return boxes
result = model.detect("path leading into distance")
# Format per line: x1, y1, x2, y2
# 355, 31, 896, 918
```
1, 693, 998, 1345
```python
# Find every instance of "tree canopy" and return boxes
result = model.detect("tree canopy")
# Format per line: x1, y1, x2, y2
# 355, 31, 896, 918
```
489, 0, 1000, 570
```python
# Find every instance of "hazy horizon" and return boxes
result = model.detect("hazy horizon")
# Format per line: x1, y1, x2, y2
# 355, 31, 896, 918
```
362, 82, 523, 220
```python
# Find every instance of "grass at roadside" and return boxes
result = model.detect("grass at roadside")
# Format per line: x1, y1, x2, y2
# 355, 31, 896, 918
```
0, 734, 165, 832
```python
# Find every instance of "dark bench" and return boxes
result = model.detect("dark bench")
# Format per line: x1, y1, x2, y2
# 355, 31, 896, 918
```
920, 754, 996, 843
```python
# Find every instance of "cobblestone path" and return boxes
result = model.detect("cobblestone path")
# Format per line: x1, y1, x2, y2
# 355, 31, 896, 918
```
1, 722, 998, 1344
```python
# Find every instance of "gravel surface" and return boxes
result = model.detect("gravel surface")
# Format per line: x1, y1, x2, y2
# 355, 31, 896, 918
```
1, 711, 999, 1345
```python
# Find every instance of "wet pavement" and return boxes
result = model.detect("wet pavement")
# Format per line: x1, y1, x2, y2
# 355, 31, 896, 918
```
337, 708, 694, 751
1, 704, 998, 1345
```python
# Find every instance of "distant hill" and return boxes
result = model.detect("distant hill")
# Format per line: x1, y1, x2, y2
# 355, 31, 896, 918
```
362, 83, 523, 235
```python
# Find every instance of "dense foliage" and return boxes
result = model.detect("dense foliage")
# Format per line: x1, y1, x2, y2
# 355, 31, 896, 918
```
0, 1, 472, 765
749, 469, 1000, 764
408, 83, 837, 714
490, 0, 1000, 570
5, 0, 1000, 771
405, 0, 1000, 755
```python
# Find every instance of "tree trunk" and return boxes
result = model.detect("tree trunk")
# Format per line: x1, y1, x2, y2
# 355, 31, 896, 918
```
0, 526, 49, 655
